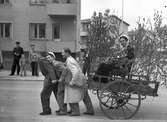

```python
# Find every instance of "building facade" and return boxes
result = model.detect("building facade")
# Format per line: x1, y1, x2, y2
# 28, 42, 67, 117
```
80, 15, 129, 48
0, 0, 81, 53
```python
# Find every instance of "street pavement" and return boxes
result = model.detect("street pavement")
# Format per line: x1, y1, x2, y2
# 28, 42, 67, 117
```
0, 70, 44, 81
0, 71, 167, 122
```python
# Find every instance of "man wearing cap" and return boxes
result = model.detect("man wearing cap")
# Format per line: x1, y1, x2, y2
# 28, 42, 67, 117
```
39, 52, 58, 115
39, 52, 67, 115
47, 52, 68, 115
10, 42, 24, 76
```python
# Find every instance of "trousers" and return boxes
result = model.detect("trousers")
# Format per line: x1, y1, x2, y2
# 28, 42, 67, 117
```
31, 62, 39, 76
57, 82, 67, 112
40, 78, 58, 112
11, 58, 20, 75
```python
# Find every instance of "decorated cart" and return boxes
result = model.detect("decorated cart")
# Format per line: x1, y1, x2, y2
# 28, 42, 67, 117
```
84, 10, 160, 119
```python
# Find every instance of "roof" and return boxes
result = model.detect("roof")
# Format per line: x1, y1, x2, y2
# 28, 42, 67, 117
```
81, 15, 130, 26
111, 15, 130, 26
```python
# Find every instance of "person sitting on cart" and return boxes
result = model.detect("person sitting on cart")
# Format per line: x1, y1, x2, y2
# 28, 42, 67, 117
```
94, 35, 135, 82
112, 34, 135, 74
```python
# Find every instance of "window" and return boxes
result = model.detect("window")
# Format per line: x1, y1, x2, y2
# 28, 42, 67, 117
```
52, 0, 59, 3
52, 0, 71, 3
30, 0, 46, 5
29, 23, 46, 39
52, 23, 61, 40
63, 0, 71, 3
0, 23, 12, 38
0, 0, 9, 4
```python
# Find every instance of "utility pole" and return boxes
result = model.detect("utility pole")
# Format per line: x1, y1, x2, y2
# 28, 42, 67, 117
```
121, 0, 124, 34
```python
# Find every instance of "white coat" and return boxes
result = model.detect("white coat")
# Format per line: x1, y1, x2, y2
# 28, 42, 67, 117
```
64, 56, 86, 103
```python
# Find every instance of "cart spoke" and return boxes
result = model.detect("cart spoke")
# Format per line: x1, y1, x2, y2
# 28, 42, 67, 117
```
128, 97, 140, 100
120, 106, 126, 117
124, 86, 131, 93
124, 105, 133, 113
102, 95, 111, 104
111, 97, 114, 106
126, 102, 138, 108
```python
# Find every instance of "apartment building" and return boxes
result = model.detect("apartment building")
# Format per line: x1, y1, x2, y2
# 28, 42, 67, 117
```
0, 0, 81, 69
0, 0, 81, 53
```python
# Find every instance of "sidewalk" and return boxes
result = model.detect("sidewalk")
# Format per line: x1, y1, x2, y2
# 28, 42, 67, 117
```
0, 70, 44, 81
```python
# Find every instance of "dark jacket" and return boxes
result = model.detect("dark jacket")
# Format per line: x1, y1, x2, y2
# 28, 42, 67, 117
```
39, 58, 57, 81
13, 46, 24, 59
125, 45, 135, 60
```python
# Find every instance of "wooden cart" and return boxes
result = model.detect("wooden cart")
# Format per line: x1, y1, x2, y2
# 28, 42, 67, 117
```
87, 73, 160, 119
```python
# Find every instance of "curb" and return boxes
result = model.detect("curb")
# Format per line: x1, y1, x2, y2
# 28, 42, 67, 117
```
0, 77, 44, 81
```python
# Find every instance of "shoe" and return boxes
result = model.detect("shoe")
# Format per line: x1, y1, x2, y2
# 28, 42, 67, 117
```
39, 111, 51, 115
67, 110, 72, 114
83, 112, 95, 115
69, 112, 80, 116
9, 74, 14, 76
55, 109, 60, 113
56, 111, 67, 116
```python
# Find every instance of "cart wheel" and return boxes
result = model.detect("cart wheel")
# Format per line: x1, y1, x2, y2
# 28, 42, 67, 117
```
99, 80, 141, 119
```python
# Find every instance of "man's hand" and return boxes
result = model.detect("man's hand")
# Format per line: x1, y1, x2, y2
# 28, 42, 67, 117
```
69, 82, 74, 86
14, 53, 19, 56
51, 80, 57, 84
58, 78, 62, 82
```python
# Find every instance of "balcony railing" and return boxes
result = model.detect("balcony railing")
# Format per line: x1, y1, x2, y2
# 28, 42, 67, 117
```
50, 0, 72, 4
29, 0, 46, 5
0, 2, 12, 7
46, 1, 77, 16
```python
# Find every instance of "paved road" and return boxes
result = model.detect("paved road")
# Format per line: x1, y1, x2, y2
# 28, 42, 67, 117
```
0, 80, 167, 122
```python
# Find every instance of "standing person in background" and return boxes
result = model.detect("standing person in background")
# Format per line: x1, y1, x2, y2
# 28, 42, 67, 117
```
29, 44, 39, 76
0, 49, 3, 70
20, 54, 27, 76
78, 49, 94, 115
10, 42, 24, 76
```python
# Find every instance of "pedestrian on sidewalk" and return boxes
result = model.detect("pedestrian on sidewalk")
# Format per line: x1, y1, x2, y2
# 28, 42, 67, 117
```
29, 44, 39, 76
20, 54, 27, 76
10, 41, 24, 76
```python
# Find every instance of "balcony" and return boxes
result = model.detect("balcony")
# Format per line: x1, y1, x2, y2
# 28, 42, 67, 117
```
46, 3, 77, 16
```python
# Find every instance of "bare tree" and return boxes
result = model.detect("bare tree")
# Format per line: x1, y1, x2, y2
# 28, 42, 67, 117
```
129, 10, 167, 81
87, 10, 121, 65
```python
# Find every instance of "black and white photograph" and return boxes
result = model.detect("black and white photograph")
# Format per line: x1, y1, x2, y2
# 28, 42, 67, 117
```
0, 0, 167, 121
